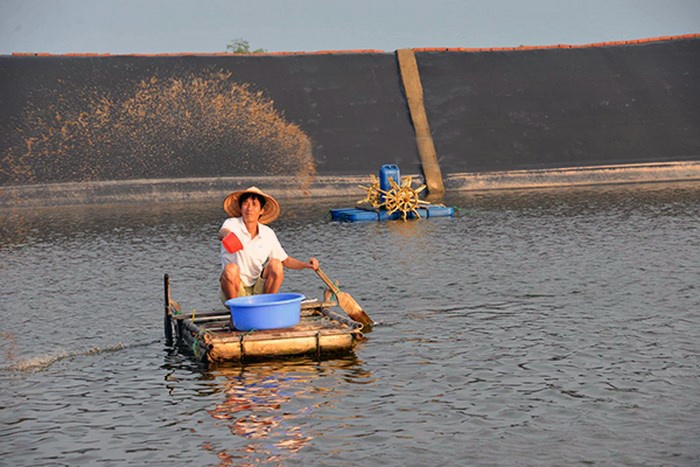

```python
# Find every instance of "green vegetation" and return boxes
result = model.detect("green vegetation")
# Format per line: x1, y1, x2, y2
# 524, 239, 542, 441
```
226, 38, 267, 54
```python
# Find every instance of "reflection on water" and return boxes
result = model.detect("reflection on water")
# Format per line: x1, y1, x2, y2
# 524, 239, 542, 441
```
208, 363, 320, 462
1, 181, 699, 465
178, 356, 373, 465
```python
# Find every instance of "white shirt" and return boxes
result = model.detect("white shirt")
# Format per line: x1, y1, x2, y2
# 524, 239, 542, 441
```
220, 217, 288, 287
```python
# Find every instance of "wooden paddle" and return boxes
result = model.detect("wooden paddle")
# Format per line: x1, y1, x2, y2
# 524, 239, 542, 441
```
315, 268, 373, 326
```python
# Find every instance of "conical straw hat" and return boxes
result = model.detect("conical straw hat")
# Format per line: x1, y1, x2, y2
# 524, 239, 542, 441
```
223, 186, 281, 224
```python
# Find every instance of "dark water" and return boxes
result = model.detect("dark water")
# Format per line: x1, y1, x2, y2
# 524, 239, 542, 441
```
1, 182, 699, 466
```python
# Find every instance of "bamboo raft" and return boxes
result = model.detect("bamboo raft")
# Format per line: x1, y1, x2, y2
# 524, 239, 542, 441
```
163, 275, 365, 363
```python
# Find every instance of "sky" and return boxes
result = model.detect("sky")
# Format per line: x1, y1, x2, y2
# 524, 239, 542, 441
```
1, 0, 699, 55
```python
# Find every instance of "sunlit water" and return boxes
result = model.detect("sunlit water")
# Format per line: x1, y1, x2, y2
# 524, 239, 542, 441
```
1, 182, 698, 466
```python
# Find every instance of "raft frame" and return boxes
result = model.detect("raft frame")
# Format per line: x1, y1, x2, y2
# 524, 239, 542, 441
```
163, 274, 364, 363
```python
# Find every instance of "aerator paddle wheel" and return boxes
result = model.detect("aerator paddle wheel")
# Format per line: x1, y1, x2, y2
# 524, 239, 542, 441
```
381, 176, 431, 221
358, 174, 430, 221
357, 173, 383, 208
335, 164, 454, 222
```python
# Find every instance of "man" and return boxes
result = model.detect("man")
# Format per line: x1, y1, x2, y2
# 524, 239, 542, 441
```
218, 186, 319, 302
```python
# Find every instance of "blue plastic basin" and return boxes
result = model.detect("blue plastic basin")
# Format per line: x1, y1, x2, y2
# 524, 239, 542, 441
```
225, 293, 304, 331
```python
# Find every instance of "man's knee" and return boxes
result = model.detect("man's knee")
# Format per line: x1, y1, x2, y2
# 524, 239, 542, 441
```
265, 259, 284, 280
221, 263, 241, 283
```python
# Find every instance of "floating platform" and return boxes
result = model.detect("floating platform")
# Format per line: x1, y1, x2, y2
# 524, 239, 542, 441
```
177, 302, 362, 363
330, 205, 454, 222
164, 276, 364, 363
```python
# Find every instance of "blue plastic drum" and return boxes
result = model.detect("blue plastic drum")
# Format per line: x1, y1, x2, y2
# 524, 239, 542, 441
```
225, 293, 304, 331
379, 164, 401, 192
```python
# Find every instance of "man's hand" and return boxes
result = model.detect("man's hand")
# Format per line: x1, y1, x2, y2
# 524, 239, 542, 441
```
307, 258, 319, 270
218, 228, 231, 241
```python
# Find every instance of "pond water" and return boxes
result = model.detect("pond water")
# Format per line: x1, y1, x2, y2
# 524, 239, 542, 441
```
1, 182, 698, 465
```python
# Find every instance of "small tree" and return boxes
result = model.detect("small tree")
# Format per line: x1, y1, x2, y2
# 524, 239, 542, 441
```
226, 38, 267, 54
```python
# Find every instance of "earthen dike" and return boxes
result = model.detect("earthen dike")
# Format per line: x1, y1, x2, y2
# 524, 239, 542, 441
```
1, 35, 698, 206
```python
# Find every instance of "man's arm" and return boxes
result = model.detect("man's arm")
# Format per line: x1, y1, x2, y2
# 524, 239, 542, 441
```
282, 256, 319, 271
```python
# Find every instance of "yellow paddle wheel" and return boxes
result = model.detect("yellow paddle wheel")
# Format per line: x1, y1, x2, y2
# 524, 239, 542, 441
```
358, 171, 431, 221
378, 176, 431, 221
357, 173, 383, 208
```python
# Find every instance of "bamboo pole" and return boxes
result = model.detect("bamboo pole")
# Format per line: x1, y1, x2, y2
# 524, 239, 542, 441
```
198, 325, 356, 344
163, 274, 173, 342
207, 333, 357, 362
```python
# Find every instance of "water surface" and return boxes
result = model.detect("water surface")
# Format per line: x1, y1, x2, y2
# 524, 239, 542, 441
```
1, 182, 698, 465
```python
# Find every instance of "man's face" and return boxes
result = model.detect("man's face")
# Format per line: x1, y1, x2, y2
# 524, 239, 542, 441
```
240, 196, 264, 222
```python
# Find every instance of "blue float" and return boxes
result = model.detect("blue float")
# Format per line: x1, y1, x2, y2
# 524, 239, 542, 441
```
330, 205, 454, 222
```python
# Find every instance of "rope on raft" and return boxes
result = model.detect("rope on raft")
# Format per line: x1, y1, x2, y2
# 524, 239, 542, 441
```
192, 328, 208, 359
170, 302, 182, 316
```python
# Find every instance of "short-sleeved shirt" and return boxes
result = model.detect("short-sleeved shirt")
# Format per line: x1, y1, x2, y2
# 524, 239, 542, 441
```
220, 217, 288, 287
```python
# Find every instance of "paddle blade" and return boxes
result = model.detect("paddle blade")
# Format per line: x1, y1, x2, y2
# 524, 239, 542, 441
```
315, 267, 373, 326
337, 291, 373, 326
